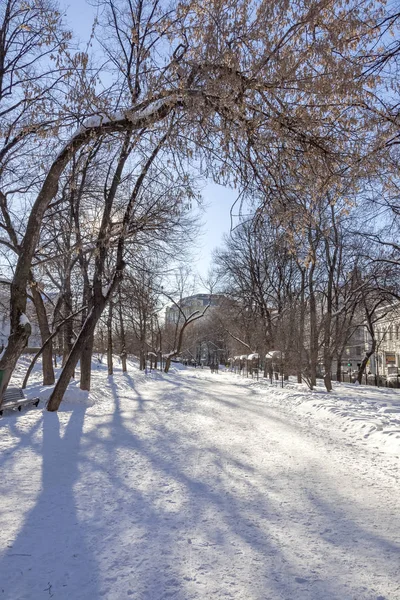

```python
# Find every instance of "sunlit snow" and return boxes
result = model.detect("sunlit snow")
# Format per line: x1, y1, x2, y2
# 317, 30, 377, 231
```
0, 359, 399, 599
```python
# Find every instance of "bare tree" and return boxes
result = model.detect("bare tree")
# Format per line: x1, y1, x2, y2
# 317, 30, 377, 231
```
0, 0, 388, 407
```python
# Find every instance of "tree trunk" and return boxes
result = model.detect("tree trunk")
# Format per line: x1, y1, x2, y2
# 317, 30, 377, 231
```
0, 100, 176, 401
139, 349, 146, 371
118, 286, 127, 373
47, 301, 106, 411
30, 280, 55, 385
79, 278, 92, 389
107, 301, 113, 376
47, 260, 125, 411
0, 152, 77, 402
323, 307, 333, 391
323, 365, 333, 392
80, 331, 94, 391
62, 277, 74, 366
0, 315, 31, 406
309, 282, 317, 388
164, 316, 194, 373
297, 269, 306, 383
22, 305, 87, 389
336, 356, 343, 383
164, 356, 172, 373
322, 233, 337, 392
323, 337, 333, 391
357, 339, 376, 384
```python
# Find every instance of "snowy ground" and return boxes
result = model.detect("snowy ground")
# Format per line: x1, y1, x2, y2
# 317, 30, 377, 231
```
0, 360, 399, 600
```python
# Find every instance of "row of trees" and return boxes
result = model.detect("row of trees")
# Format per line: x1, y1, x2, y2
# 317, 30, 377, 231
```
1, 0, 400, 409
212, 190, 399, 390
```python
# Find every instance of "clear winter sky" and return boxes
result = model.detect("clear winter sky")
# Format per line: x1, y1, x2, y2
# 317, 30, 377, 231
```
61, 0, 236, 287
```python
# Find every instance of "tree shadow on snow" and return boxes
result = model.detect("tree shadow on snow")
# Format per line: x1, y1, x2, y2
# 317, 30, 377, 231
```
0, 406, 101, 600
75, 375, 357, 600
116, 372, 397, 599
3, 369, 396, 599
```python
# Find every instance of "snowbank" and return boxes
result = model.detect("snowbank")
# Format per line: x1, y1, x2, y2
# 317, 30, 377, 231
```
220, 370, 400, 456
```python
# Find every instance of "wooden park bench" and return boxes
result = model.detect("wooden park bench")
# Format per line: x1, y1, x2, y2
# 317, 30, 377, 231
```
0, 388, 40, 416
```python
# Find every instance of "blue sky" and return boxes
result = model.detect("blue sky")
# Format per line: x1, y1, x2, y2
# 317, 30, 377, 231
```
60, 0, 236, 286
193, 183, 237, 281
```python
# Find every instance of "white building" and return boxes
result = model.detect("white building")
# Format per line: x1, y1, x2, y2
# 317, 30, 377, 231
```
369, 305, 400, 378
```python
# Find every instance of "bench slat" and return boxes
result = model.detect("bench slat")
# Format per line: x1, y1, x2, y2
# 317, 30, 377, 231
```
2, 397, 32, 407
0, 387, 39, 415
3, 393, 25, 401
4, 388, 25, 401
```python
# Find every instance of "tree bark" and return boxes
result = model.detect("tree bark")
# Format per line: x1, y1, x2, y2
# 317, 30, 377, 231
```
79, 282, 93, 389
323, 363, 333, 392
30, 279, 55, 385
139, 348, 146, 371
0, 144, 84, 400
297, 270, 306, 383
308, 274, 318, 388
47, 302, 105, 411
336, 355, 343, 382
47, 123, 168, 410
0, 317, 31, 404
62, 277, 74, 367
107, 301, 113, 376
118, 285, 127, 373
163, 308, 209, 373
22, 304, 87, 389
47, 260, 125, 411
357, 339, 376, 384
79, 331, 94, 391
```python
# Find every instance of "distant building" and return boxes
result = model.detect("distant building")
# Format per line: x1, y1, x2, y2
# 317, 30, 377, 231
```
338, 327, 366, 374
339, 303, 400, 379
370, 305, 400, 378
165, 293, 224, 324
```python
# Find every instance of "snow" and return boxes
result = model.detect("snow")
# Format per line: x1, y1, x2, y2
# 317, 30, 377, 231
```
162, 350, 178, 359
247, 353, 259, 360
56, 97, 175, 161
266, 350, 283, 359
101, 283, 112, 298
19, 313, 30, 327
69, 99, 170, 144
0, 360, 399, 599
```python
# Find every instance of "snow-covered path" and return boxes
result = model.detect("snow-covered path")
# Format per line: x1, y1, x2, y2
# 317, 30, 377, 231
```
0, 366, 399, 600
